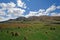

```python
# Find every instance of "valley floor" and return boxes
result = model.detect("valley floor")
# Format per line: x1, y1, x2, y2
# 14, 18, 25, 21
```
0, 21, 60, 40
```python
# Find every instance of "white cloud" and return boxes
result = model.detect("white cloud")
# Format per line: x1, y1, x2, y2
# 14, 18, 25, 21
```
25, 5, 60, 18
57, 6, 60, 9
7, 2, 16, 8
45, 5, 60, 16
51, 13, 60, 16
0, 1, 26, 22
0, 17, 10, 22
0, 9, 6, 16
37, 5, 60, 16
36, 9, 47, 16
0, 0, 60, 22
0, 2, 16, 8
7, 8, 25, 19
17, 0, 27, 9
45, 5, 56, 13
7, 8, 25, 15
25, 9, 47, 17
25, 9, 47, 18
38, 9, 45, 13
25, 11, 38, 18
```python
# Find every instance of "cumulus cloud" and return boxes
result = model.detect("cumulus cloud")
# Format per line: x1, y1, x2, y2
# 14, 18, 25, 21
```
0, 9, 6, 16
17, 0, 27, 9
25, 11, 38, 18
0, 2, 16, 8
7, 8, 25, 15
25, 5, 60, 18
0, 17, 10, 22
36, 9, 46, 16
0, 1, 26, 22
45, 5, 56, 13
57, 6, 60, 9
51, 13, 60, 16
0, 0, 60, 22
45, 5, 60, 16
7, 8, 25, 19
24, 9, 47, 18
25, 9, 46, 18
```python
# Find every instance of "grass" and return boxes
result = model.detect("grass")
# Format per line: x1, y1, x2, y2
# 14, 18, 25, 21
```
0, 21, 60, 40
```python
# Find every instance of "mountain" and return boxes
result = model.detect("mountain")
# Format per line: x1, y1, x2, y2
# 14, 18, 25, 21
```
26, 16, 60, 21
0, 16, 60, 23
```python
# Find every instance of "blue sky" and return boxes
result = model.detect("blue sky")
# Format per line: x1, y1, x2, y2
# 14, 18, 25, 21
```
0, 0, 60, 21
0, 0, 60, 11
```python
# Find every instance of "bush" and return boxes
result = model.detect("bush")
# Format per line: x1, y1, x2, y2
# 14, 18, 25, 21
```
18, 27, 20, 29
10, 32, 20, 36
24, 37, 27, 40
50, 27, 55, 30
45, 32, 47, 34
11, 32, 14, 36
15, 32, 19, 36
7, 31, 9, 33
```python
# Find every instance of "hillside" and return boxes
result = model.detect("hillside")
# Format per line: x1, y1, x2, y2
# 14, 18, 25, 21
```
0, 16, 60, 40
0, 16, 60, 23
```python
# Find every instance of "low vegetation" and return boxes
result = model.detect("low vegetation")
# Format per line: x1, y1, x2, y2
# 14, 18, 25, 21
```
0, 16, 60, 40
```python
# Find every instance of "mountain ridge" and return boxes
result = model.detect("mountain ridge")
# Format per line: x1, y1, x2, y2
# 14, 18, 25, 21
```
0, 16, 60, 23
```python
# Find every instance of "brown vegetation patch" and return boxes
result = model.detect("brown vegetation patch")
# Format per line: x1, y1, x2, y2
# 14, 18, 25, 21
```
0, 23, 31, 28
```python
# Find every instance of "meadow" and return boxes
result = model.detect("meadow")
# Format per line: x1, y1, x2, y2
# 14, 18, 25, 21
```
0, 21, 60, 40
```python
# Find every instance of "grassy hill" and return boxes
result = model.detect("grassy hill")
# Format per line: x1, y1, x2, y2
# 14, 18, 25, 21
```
0, 16, 60, 40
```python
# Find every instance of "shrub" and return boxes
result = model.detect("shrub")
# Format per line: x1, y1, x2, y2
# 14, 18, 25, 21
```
7, 31, 9, 33
18, 27, 20, 29
11, 32, 14, 36
45, 32, 47, 34
15, 32, 19, 36
50, 27, 55, 30
11, 32, 20, 36
24, 37, 27, 40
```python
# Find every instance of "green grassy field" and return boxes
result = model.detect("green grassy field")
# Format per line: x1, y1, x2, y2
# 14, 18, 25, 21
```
0, 21, 60, 40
